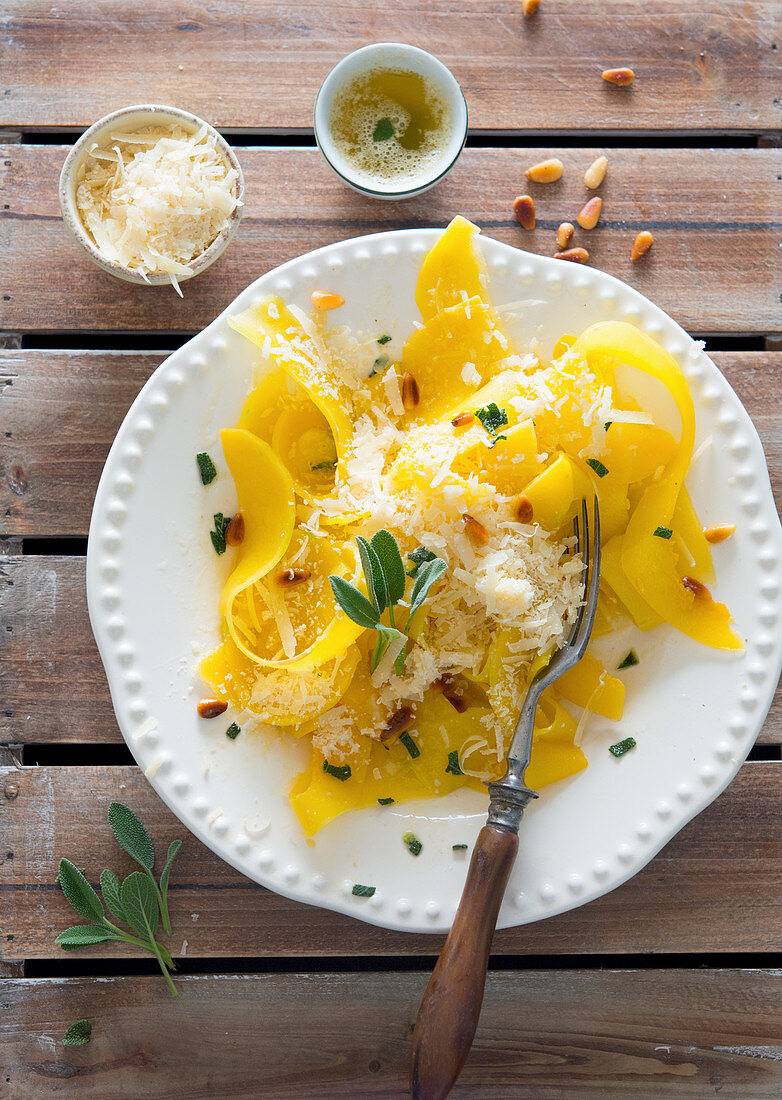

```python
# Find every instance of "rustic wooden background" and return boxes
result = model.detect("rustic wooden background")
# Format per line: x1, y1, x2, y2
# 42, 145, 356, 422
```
1, 2, 781, 1096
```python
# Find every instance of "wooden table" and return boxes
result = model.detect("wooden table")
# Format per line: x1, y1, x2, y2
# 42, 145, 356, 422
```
1, 3, 781, 1096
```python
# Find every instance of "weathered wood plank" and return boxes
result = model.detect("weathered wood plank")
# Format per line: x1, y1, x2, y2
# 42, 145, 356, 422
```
2, 350, 779, 539
1, 551, 780, 746
2, 0, 779, 134
1, 146, 780, 334
2, 763, 780, 960
3, 971, 782, 1098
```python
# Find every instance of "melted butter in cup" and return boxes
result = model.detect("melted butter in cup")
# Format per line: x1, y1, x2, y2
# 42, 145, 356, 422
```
314, 43, 468, 200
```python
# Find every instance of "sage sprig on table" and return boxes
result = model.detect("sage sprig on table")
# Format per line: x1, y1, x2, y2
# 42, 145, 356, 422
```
55, 802, 181, 997
329, 530, 446, 674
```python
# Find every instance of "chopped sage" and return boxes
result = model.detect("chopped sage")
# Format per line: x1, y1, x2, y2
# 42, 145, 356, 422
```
653, 526, 673, 539
310, 460, 337, 471
225, 722, 241, 740
445, 750, 462, 776
406, 545, 436, 578
452, 844, 468, 851
196, 451, 217, 485
377, 334, 392, 345
403, 832, 422, 857
609, 736, 637, 758
322, 760, 352, 781
372, 117, 394, 142
369, 354, 389, 377
475, 402, 508, 436
604, 421, 613, 431
352, 883, 376, 897
586, 458, 609, 478
617, 650, 639, 670
377, 797, 395, 806
210, 512, 231, 555
399, 730, 420, 759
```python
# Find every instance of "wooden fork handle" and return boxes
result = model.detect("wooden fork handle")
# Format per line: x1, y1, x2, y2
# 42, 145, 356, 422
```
410, 824, 519, 1100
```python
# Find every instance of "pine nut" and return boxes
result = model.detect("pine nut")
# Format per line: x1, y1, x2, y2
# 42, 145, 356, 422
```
525, 158, 564, 184
444, 691, 468, 713
602, 67, 635, 86
277, 566, 311, 586
554, 247, 590, 264
451, 411, 475, 428
631, 231, 654, 260
197, 698, 228, 719
311, 290, 345, 310
513, 194, 535, 230
704, 523, 736, 544
463, 514, 490, 545
513, 494, 534, 523
577, 196, 602, 230
380, 706, 415, 741
584, 155, 608, 189
682, 576, 709, 598
557, 222, 575, 249
225, 511, 245, 547
522, 0, 540, 15
401, 372, 420, 410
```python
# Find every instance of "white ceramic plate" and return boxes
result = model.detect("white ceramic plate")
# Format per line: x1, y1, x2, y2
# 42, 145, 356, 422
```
87, 228, 782, 934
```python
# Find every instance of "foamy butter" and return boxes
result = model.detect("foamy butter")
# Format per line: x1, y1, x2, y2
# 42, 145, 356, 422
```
315, 43, 468, 199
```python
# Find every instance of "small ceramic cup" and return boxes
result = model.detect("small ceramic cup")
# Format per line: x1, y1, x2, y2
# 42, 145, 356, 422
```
314, 43, 468, 200
59, 103, 245, 287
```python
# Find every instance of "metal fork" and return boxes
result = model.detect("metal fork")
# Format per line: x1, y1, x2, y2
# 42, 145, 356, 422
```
411, 499, 601, 1100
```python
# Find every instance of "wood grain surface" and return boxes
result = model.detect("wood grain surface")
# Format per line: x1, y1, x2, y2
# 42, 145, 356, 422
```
3, 970, 782, 1098
3, 350, 780, 539
2, 763, 780, 961
3, 1, 780, 135
2, 145, 781, 335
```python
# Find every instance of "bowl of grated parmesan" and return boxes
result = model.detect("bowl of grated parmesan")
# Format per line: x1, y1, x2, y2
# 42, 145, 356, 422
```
59, 104, 245, 297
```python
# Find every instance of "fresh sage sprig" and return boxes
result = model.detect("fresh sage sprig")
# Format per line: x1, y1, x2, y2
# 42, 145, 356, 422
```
329, 530, 446, 675
55, 802, 181, 997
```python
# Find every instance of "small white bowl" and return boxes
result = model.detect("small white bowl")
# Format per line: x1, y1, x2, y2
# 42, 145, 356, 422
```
59, 104, 245, 287
314, 43, 468, 200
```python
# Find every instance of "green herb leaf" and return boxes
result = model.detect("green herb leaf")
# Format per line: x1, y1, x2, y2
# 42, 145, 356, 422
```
406, 545, 436, 578
403, 832, 423, 857
609, 736, 637, 758
196, 451, 217, 485
369, 355, 389, 377
323, 759, 352, 781
399, 730, 420, 759
159, 840, 181, 909
210, 512, 231, 555
108, 802, 155, 871
372, 117, 394, 142
63, 1019, 92, 1047
617, 650, 639, 670
357, 535, 388, 615
371, 624, 407, 674
488, 434, 507, 448
225, 722, 241, 740
55, 924, 118, 949
408, 557, 447, 621
653, 526, 673, 539
586, 458, 609, 478
310, 460, 337, 472
328, 575, 380, 629
475, 402, 508, 436
445, 750, 463, 776
377, 797, 395, 805
604, 421, 613, 431
57, 859, 105, 923
120, 871, 160, 940
99, 869, 127, 925
452, 844, 468, 851
377, 334, 392, 345
370, 529, 407, 605
352, 883, 376, 897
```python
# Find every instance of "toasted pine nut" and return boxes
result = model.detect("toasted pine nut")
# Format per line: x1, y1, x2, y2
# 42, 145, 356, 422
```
380, 706, 415, 741
584, 155, 608, 189
522, 0, 540, 15
554, 247, 590, 264
311, 290, 345, 310
444, 691, 468, 713
277, 566, 311, 586
513, 494, 534, 524
704, 523, 736, 545
602, 67, 635, 86
556, 222, 575, 249
451, 411, 475, 428
197, 698, 228, 719
513, 194, 535, 230
682, 575, 709, 598
225, 511, 245, 547
401, 372, 420, 410
525, 158, 564, 184
577, 196, 602, 230
463, 514, 490, 545
631, 231, 654, 260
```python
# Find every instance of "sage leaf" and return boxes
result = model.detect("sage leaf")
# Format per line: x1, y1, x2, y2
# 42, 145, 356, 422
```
108, 802, 155, 871
57, 859, 105, 923
408, 557, 447, 620
370, 624, 407, 673
370, 529, 406, 605
158, 839, 181, 932
99, 868, 127, 924
329, 575, 380, 629
55, 924, 118, 948
356, 535, 388, 614
120, 871, 160, 939
62, 1019, 92, 1047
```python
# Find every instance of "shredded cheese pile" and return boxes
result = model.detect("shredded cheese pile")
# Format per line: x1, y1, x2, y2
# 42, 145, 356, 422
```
75, 123, 241, 296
